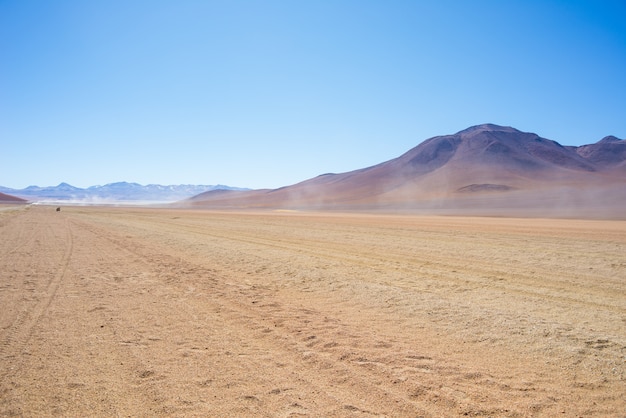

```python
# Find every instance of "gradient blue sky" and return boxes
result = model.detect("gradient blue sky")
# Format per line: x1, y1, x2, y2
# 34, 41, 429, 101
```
2, 0, 625, 189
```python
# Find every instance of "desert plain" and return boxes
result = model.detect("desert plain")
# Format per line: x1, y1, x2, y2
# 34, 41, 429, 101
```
0, 205, 624, 417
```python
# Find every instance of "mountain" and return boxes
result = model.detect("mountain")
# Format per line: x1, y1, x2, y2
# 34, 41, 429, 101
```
0, 182, 248, 203
570, 136, 626, 167
185, 124, 626, 218
0, 192, 28, 203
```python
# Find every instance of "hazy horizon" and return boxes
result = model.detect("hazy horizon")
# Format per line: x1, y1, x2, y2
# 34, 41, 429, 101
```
2, 0, 625, 190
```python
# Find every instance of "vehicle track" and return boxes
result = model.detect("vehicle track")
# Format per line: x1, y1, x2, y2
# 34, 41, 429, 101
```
68, 214, 444, 415
68, 213, 520, 416
0, 208, 40, 258
79, 211, 625, 313
70, 208, 626, 415
3, 207, 624, 416
0, 211, 74, 382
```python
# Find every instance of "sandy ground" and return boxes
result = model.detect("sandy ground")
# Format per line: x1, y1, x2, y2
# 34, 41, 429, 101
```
1, 206, 624, 417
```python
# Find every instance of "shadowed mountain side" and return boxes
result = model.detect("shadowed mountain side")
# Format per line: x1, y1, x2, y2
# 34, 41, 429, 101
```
183, 124, 626, 218
0, 192, 28, 203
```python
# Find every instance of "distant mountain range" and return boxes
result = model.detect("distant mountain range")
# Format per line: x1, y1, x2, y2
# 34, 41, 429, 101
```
0, 182, 248, 203
184, 124, 626, 218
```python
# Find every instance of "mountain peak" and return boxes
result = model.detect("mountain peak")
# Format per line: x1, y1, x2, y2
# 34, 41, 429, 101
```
598, 135, 623, 143
455, 124, 521, 137
56, 182, 79, 189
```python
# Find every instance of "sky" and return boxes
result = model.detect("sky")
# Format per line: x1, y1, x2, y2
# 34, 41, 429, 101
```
1, 0, 625, 190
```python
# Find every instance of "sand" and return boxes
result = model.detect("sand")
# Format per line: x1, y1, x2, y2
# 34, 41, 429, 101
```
1, 206, 624, 417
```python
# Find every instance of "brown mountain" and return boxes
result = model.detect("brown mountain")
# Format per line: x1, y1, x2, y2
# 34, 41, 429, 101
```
571, 136, 626, 168
184, 124, 626, 218
0, 192, 28, 203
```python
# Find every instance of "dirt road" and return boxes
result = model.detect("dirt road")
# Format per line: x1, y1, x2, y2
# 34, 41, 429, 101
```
1, 206, 624, 417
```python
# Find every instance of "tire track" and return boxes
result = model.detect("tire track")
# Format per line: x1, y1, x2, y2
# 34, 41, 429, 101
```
0, 213, 74, 382
66, 212, 569, 416
0, 208, 39, 258
63, 208, 626, 416
70, 214, 455, 415
90, 213, 624, 312
72, 210, 626, 361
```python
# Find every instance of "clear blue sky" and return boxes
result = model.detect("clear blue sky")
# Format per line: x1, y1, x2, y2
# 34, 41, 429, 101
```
2, 0, 625, 189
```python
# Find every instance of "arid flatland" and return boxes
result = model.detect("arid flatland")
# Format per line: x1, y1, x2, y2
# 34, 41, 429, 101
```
1, 206, 624, 416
